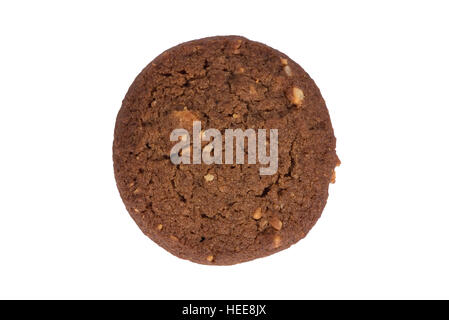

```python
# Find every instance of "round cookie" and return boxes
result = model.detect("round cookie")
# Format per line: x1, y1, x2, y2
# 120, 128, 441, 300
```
113, 36, 339, 265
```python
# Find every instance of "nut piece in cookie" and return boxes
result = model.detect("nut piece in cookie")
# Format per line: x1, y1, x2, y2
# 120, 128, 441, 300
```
280, 57, 292, 76
331, 169, 336, 184
253, 207, 263, 220
288, 87, 304, 106
269, 216, 283, 231
273, 235, 282, 248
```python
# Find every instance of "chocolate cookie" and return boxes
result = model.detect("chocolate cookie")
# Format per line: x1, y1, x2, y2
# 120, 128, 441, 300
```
113, 36, 339, 265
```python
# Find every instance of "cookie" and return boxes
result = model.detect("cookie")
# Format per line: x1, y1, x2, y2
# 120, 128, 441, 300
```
113, 36, 339, 265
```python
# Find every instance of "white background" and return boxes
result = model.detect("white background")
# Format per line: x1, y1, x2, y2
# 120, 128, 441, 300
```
1, 0, 448, 300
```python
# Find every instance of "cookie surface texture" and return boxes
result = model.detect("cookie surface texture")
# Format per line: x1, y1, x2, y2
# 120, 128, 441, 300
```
113, 36, 339, 265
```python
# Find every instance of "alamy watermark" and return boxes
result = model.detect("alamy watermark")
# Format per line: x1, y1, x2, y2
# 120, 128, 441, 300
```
170, 121, 278, 175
